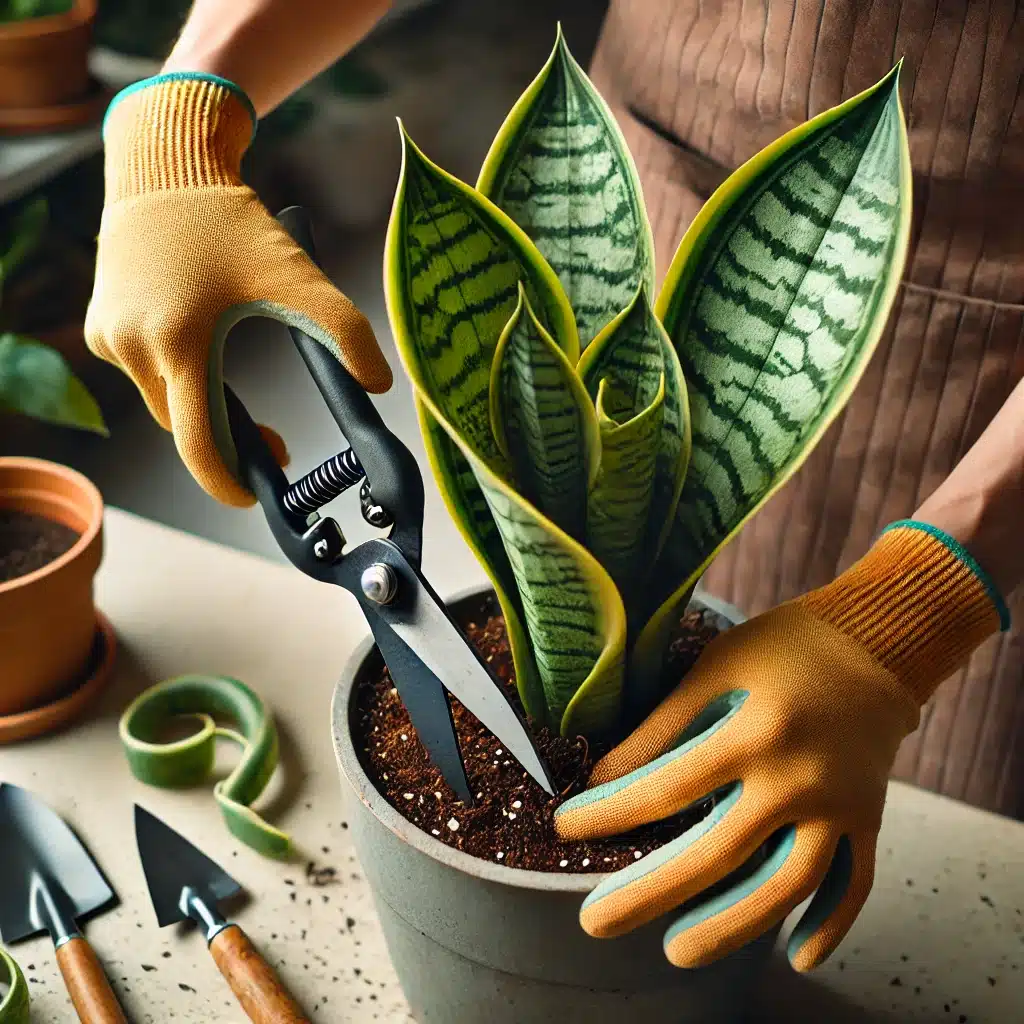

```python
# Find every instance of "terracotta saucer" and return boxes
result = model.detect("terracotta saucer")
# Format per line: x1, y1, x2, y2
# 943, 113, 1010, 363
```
0, 76, 112, 136
0, 611, 117, 744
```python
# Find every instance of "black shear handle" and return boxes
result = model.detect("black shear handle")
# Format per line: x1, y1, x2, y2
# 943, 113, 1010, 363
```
227, 206, 424, 567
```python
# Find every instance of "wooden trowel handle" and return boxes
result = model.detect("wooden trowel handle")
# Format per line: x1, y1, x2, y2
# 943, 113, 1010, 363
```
56, 937, 128, 1023
210, 924, 311, 1023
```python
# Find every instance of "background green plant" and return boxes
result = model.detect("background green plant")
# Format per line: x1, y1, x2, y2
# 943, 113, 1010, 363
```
0, 0, 70, 22
387, 28, 912, 741
0, 198, 106, 434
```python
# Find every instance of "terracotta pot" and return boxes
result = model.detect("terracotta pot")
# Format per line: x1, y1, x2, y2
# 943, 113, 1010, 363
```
0, 0, 96, 111
0, 456, 103, 718
333, 587, 777, 1024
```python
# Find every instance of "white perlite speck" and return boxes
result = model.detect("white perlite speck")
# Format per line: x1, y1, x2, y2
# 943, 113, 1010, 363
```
400, 733, 408, 741
581, 858, 590, 867
390, 688, 397, 696
508, 813, 517, 821
511, 800, 522, 809
403, 793, 414, 800
447, 818, 459, 831
496, 852, 504, 860
634, 851, 643, 859
431, 829, 440, 836
559, 859, 568, 868
495, 749, 503, 756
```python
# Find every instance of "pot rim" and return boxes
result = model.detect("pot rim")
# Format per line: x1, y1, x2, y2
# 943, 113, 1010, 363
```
0, 455, 103, 595
0, 0, 96, 41
332, 582, 744, 894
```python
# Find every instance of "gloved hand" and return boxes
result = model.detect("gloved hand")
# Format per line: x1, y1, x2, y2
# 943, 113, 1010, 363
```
556, 521, 1009, 971
86, 73, 392, 506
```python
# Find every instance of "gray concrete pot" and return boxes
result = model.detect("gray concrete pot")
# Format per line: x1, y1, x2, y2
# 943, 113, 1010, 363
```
332, 587, 777, 1023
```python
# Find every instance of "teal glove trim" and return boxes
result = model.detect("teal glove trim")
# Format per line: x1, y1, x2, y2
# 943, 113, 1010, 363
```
0, 946, 29, 1024
103, 72, 258, 140
882, 519, 1011, 631
554, 691, 747, 819
661, 825, 796, 953
577, 782, 744, 912
786, 834, 853, 965
119, 674, 290, 858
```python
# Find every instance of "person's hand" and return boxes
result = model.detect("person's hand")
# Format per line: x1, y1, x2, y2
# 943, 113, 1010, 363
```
86, 73, 392, 506
555, 521, 1009, 970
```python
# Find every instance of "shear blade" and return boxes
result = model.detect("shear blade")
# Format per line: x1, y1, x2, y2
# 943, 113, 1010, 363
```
366, 614, 473, 804
378, 582, 554, 796
343, 538, 555, 798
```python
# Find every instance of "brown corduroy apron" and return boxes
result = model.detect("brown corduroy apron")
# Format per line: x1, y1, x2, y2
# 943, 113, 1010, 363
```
589, 0, 1024, 818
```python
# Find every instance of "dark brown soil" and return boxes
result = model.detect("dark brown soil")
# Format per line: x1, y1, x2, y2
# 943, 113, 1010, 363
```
0, 510, 79, 583
354, 597, 722, 873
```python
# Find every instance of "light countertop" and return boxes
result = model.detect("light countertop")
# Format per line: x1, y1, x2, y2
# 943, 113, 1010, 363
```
0, 508, 1020, 1022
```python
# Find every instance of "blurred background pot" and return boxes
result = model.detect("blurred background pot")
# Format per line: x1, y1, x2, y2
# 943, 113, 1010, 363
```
333, 587, 777, 1024
0, 0, 97, 112
0, 456, 103, 718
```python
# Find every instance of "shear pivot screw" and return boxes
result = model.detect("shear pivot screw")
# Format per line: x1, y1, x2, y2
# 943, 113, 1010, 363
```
313, 539, 331, 560
361, 563, 398, 605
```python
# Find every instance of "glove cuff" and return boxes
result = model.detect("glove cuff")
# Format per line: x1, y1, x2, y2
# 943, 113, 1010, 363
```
102, 73, 257, 201
799, 520, 1009, 704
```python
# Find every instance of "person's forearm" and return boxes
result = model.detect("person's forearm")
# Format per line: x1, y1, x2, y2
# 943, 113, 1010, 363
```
162, 0, 391, 117
915, 376, 1024, 597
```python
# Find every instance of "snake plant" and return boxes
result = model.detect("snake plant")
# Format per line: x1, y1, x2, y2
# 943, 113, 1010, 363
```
385, 28, 911, 740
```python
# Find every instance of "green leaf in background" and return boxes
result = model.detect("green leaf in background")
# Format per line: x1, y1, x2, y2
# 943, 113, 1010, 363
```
0, 334, 108, 434
0, 196, 48, 286
385, 125, 578, 466
415, 400, 548, 723
477, 24, 655, 350
490, 284, 599, 540
578, 285, 690, 565
0, 0, 70, 22
634, 65, 912, 681
586, 373, 664, 607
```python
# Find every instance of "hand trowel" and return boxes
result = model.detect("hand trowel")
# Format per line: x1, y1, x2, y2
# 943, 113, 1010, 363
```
0, 783, 127, 1023
133, 805, 311, 1023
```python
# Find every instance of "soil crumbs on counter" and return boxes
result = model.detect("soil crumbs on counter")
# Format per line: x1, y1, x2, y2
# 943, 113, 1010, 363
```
0, 510, 79, 583
354, 601, 720, 873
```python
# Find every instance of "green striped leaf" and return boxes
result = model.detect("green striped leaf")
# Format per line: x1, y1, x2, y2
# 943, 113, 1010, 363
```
578, 286, 690, 565
385, 125, 578, 469
587, 374, 664, 604
416, 385, 626, 737
472, 467, 626, 737
477, 26, 655, 350
387, 126, 625, 735
635, 65, 912, 682
415, 400, 547, 723
490, 284, 600, 539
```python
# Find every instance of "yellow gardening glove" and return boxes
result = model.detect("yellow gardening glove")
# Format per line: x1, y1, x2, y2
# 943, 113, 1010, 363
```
86, 73, 392, 506
556, 521, 1009, 971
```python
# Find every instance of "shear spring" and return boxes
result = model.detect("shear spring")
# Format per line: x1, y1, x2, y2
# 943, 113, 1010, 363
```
283, 449, 395, 529
283, 448, 364, 516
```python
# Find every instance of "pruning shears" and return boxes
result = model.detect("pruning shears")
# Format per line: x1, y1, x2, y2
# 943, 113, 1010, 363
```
223, 207, 554, 805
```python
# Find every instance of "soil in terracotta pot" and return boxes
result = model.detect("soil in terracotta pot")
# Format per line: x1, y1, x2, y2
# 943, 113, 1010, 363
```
0, 510, 78, 583
354, 597, 722, 873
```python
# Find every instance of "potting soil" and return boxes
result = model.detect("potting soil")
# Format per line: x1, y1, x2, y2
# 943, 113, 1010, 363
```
0, 510, 79, 583
354, 601, 721, 873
